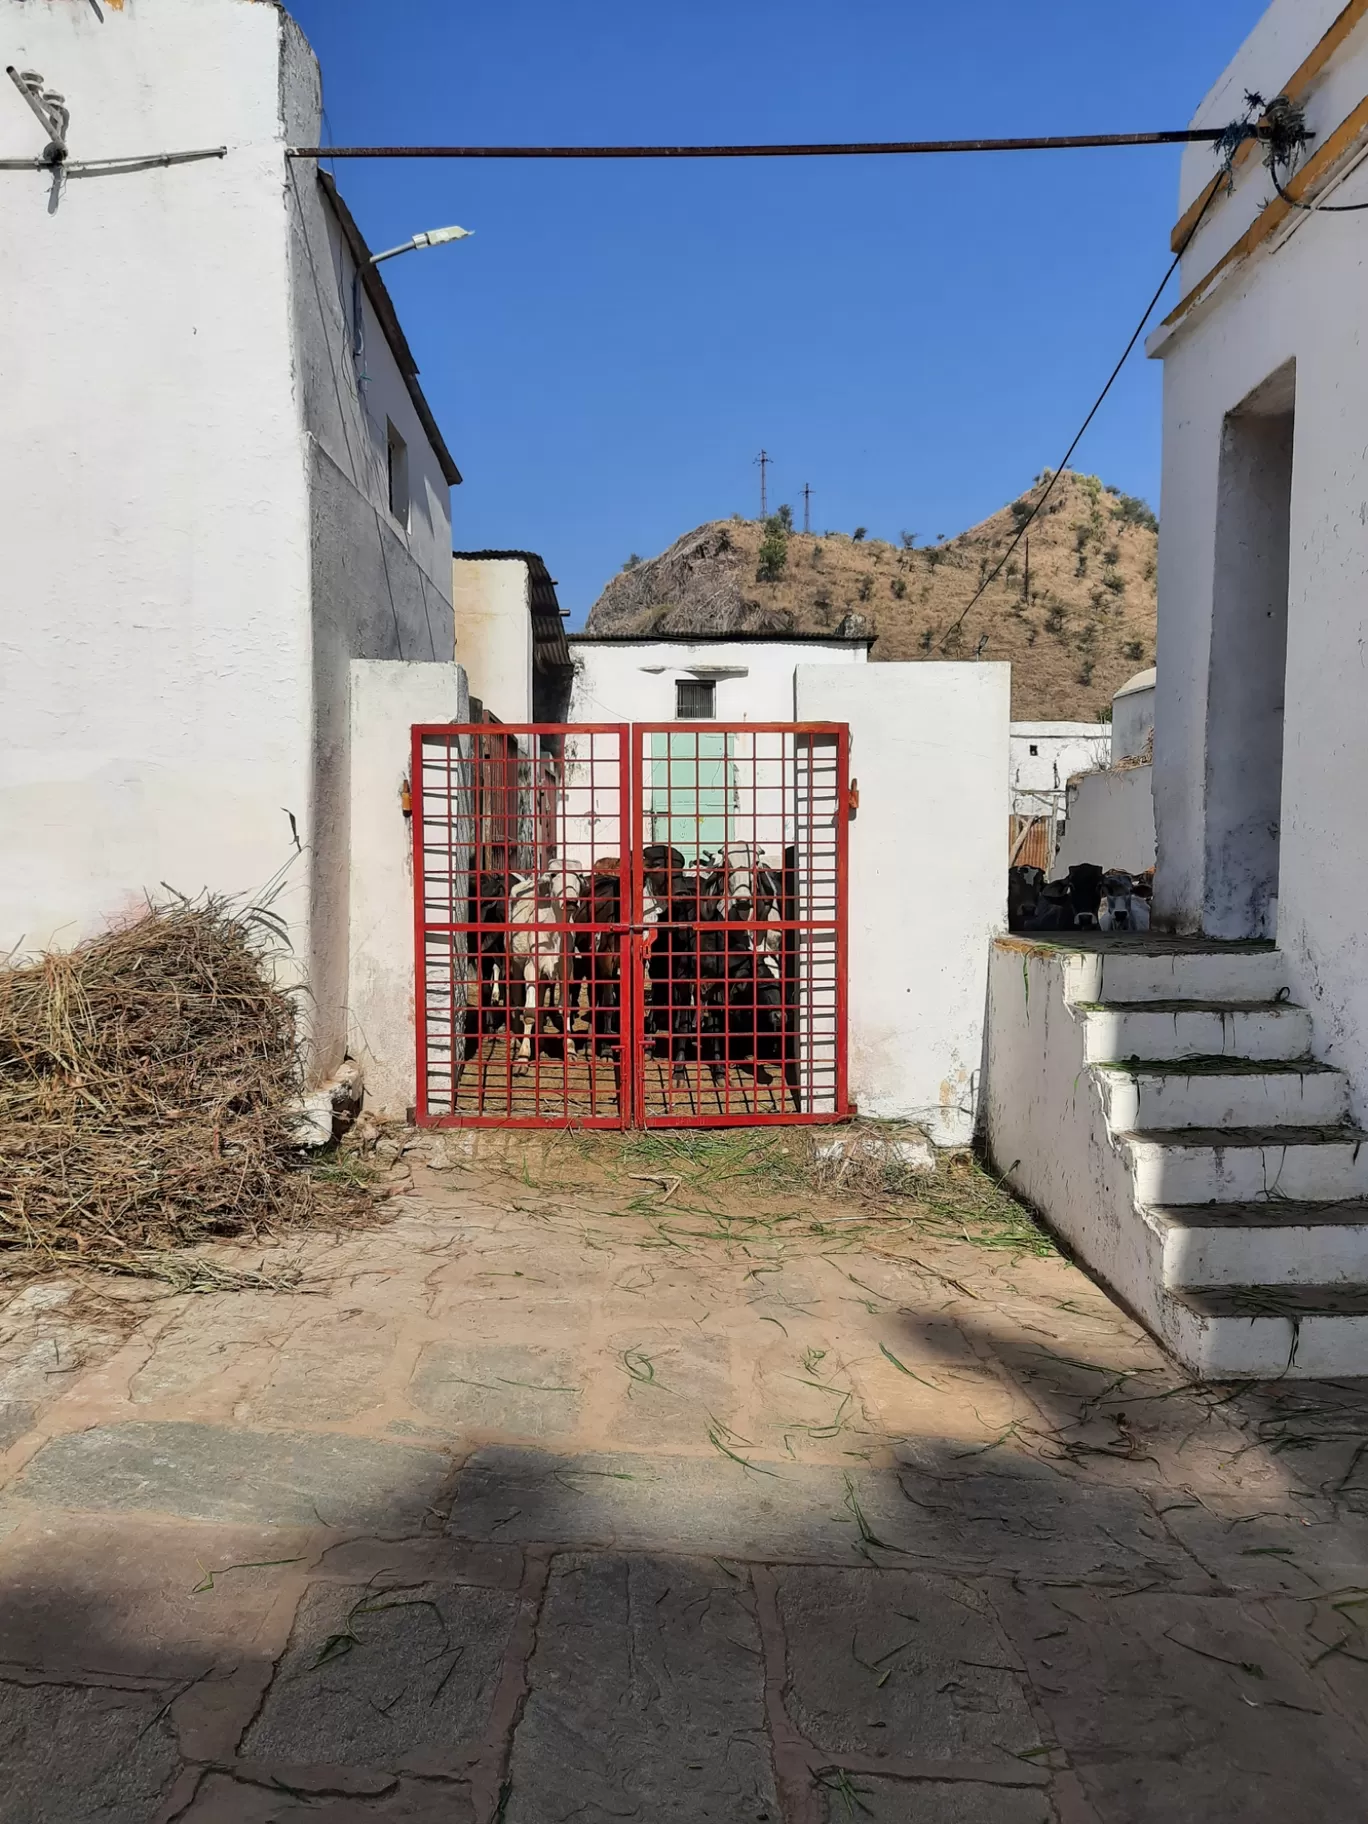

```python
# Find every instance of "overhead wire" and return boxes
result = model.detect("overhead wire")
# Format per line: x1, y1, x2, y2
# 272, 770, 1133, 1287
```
934, 121, 1257, 655
936, 89, 1361, 652
1256, 91, 1368, 213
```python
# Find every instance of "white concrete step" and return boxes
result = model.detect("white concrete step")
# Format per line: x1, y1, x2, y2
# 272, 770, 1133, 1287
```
1149, 1201, 1368, 1288
1067, 944, 1284, 1007
1166, 1283, 1368, 1380
1096, 1059, 1349, 1131
1122, 1126, 1368, 1205
1082, 1000, 1314, 1064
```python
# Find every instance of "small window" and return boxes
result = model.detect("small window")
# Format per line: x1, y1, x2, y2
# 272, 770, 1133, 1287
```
386, 421, 409, 529
1029, 743, 1039, 757
676, 678, 715, 719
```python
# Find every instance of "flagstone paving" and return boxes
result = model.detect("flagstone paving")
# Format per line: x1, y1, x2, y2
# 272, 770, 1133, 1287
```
3, 1130, 1368, 1821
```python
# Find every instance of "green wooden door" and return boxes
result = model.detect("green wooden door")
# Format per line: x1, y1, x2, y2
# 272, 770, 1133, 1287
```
648, 732, 735, 861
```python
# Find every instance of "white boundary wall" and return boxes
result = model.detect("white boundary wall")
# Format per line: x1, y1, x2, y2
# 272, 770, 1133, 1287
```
1054, 767, 1156, 879
347, 662, 469, 1118
796, 664, 1009, 1145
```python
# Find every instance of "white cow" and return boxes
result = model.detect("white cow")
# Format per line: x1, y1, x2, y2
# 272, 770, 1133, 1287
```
506, 875, 583, 1069
1098, 870, 1151, 933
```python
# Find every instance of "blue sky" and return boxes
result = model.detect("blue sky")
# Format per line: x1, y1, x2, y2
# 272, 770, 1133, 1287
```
289, 0, 1267, 626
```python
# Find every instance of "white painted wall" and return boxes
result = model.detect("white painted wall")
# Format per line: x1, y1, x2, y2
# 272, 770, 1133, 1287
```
1110, 671, 1156, 764
0, 0, 454, 1081
1149, 0, 1368, 1114
453, 559, 534, 723
1176, 0, 1359, 224
0, 0, 309, 962
1054, 767, 1156, 878
347, 661, 469, 1118
568, 637, 868, 725
796, 663, 1010, 1146
290, 149, 456, 1064
983, 942, 1169, 1345
1009, 723, 1110, 813
296, 199, 454, 604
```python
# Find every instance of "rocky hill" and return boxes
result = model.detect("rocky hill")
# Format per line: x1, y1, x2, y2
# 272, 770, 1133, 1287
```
586, 471, 1158, 721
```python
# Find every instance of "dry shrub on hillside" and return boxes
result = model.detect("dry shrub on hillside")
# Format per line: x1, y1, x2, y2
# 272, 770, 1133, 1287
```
0, 899, 373, 1266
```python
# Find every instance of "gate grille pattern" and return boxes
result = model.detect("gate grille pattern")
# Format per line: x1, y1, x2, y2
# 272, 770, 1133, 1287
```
413, 722, 847, 1128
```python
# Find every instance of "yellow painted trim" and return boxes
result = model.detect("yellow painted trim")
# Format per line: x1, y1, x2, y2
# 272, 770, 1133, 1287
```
1162, 92, 1368, 330
1170, 174, 1227, 256
1169, 0, 1368, 252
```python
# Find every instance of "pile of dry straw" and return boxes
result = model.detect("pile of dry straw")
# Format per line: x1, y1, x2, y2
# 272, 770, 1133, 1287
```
0, 899, 372, 1266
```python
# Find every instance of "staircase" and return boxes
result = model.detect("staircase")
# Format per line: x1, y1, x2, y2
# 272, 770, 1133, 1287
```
986, 938, 1368, 1379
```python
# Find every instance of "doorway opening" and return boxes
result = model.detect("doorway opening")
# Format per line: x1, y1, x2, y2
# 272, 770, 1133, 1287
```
1204, 361, 1295, 940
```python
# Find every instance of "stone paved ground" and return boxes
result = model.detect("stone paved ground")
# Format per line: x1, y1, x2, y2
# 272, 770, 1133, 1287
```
4, 1128, 1368, 1822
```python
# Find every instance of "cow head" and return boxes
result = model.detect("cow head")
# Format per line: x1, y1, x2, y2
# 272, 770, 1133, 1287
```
1099, 870, 1136, 932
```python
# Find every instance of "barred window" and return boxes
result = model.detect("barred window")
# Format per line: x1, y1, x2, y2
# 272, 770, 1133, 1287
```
675, 678, 715, 719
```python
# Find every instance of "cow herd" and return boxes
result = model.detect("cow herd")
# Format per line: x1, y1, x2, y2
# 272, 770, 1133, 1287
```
1008, 863, 1154, 934
466, 845, 793, 1083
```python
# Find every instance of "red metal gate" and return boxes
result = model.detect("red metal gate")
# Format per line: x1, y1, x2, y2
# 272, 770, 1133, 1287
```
412, 721, 848, 1128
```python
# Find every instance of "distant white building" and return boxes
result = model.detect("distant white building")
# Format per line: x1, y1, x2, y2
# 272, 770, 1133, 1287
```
1008, 722, 1110, 825
1110, 667, 1156, 764
0, 0, 461, 1077
566, 632, 872, 725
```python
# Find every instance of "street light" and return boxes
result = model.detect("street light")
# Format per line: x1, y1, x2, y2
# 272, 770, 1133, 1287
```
369, 223, 473, 266
353, 222, 473, 368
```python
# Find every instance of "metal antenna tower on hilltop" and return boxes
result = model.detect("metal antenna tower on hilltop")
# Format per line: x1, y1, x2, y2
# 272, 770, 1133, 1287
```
755, 449, 770, 520
802, 483, 812, 533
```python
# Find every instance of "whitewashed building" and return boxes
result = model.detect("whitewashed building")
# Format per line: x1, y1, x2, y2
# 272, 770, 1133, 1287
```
0, 0, 463, 1078
986, 0, 1368, 1378
453, 551, 573, 725
1009, 724, 1110, 814
557, 635, 1007, 1144
1008, 721, 1110, 867
1110, 667, 1156, 764
566, 632, 871, 724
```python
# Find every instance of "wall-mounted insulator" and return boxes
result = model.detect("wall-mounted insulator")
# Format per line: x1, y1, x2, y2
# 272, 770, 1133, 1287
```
6, 66, 69, 162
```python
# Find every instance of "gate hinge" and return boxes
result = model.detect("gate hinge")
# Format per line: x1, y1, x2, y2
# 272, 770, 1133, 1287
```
400, 776, 413, 817
847, 778, 860, 816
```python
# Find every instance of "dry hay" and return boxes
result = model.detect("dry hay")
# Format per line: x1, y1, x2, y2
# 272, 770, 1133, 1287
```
0, 898, 375, 1266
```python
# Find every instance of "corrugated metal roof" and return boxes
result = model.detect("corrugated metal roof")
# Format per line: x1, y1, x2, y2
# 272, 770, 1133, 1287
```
318, 172, 462, 488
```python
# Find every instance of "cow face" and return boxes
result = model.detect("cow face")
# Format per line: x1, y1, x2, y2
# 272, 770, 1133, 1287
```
1099, 870, 1133, 930
1007, 865, 1046, 931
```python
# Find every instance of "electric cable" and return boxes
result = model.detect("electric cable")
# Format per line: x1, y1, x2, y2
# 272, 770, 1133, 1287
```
1257, 93, 1368, 212
1270, 169, 1368, 212
935, 159, 1232, 653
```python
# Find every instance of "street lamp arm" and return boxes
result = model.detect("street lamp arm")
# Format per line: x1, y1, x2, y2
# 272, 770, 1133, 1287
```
352, 224, 473, 372
369, 225, 472, 265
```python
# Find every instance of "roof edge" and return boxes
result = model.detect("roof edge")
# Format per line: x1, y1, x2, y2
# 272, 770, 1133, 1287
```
569, 632, 876, 648
318, 172, 462, 488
